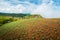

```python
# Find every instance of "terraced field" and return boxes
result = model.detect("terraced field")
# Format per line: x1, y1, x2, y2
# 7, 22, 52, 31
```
0, 18, 60, 40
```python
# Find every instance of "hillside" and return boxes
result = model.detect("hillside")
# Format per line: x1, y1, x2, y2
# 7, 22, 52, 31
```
0, 18, 60, 40
0, 13, 43, 26
0, 13, 30, 17
0, 13, 43, 18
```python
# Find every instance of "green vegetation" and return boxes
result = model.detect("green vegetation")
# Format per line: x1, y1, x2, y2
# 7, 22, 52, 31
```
0, 16, 18, 26
0, 13, 43, 26
0, 13, 30, 17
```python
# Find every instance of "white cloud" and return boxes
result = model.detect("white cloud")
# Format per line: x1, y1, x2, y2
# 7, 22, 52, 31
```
0, 1, 26, 13
0, 0, 60, 18
31, 0, 54, 17
30, 0, 60, 18
0, 1, 37, 13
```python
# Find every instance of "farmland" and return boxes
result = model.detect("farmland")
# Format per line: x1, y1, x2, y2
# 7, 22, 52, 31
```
0, 18, 60, 40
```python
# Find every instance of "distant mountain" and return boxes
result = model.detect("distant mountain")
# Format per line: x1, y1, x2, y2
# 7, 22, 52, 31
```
0, 13, 30, 17
0, 13, 43, 18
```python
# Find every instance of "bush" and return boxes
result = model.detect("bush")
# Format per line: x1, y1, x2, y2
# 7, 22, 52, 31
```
0, 16, 18, 26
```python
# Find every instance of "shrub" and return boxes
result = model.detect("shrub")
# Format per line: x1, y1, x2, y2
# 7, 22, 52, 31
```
0, 16, 18, 26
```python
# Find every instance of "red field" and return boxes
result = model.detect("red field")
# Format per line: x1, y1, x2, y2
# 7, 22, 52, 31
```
0, 19, 60, 40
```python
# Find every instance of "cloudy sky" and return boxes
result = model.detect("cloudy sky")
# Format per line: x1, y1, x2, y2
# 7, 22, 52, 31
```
0, 0, 60, 18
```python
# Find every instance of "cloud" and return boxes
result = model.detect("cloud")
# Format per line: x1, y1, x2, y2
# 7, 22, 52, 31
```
0, 1, 37, 13
0, 0, 60, 18
31, 0, 54, 17
0, 1, 26, 13
31, 0, 60, 18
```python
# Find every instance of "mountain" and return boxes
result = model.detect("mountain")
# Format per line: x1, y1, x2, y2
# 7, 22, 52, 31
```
0, 13, 30, 17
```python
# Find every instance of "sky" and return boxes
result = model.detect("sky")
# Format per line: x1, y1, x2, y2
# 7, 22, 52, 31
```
0, 0, 60, 18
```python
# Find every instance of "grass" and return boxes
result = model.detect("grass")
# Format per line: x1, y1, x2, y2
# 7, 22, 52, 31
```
0, 18, 60, 40
0, 21, 20, 35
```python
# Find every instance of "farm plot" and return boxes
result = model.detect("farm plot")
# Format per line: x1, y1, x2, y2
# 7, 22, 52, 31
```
0, 18, 60, 40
